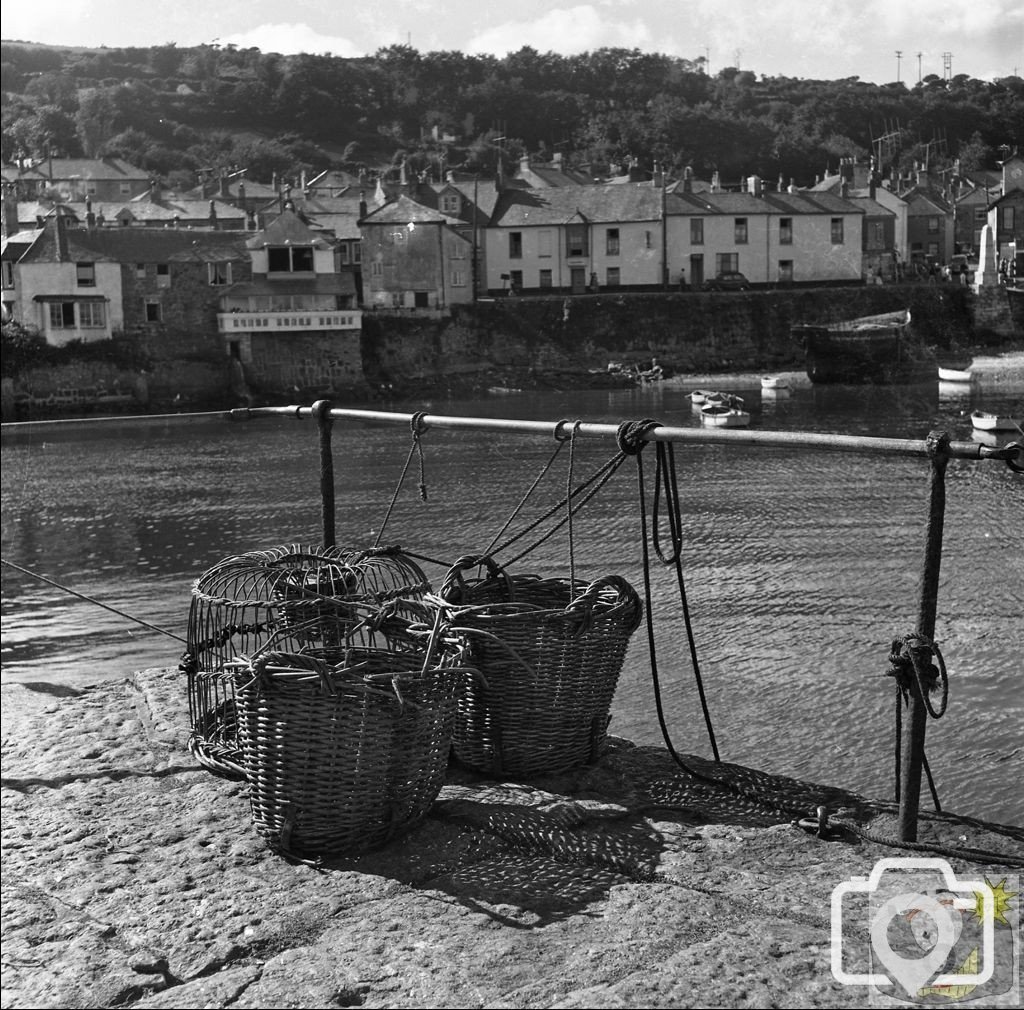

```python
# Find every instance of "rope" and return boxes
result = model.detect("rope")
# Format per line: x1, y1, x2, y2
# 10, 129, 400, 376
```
481, 419, 571, 557
888, 633, 948, 811
374, 412, 429, 548
1, 557, 186, 643
565, 421, 582, 598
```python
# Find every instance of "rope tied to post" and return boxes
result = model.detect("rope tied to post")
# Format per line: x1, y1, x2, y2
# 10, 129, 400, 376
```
374, 412, 430, 548
887, 632, 948, 812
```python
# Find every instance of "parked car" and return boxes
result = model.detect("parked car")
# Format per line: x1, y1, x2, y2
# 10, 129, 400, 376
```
703, 271, 751, 291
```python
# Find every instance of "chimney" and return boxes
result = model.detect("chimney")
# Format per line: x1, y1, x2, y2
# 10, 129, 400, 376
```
777, 172, 785, 192
358, 190, 367, 220
219, 174, 229, 198
238, 181, 246, 207
840, 179, 849, 198
1, 183, 19, 238
300, 169, 307, 193
787, 178, 797, 193
55, 209, 69, 262
150, 177, 162, 203
173, 214, 180, 229
209, 199, 218, 228
86, 197, 96, 230
840, 159, 854, 183
682, 166, 693, 193
711, 170, 720, 193
553, 151, 562, 167
748, 175, 762, 197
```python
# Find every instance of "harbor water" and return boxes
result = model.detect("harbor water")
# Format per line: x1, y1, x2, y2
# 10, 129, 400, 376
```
2, 375, 1022, 825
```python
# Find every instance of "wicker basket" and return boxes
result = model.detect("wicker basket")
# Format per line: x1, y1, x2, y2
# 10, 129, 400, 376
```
184, 543, 431, 778
439, 555, 642, 778
232, 644, 468, 857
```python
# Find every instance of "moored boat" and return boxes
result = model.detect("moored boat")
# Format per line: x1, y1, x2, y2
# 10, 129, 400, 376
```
761, 375, 790, 390
700, 403, 751, 427
793, 309, 936, 384
690, 389, 714, 404
970, 410, 1019, 432
937, 366, 973, 383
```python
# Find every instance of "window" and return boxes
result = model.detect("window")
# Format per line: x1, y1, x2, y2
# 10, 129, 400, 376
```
510, 270, 523, 290
135, 263, 146, 280
339, 244, 350, 265
371, 261, 383, 277
48, 302, 75, 328
414, 291, 430, 308
156, 263, 171, 287
451, 270, 466, 286
1, 261, 13, 287
715, 253, 739, 274
778, 260, 794, 283
779, 218, 793, 245
352, 243, 361, 265
145, 300, 162, 323
566, 225, 588, 257
76, 262, 96, 287
539, 230, 552, 258
734, 218, 748, 244
441, 194, 460, 215
1001, 206, 1015, 230
927, 242, 939, 257
79, 302, 105, 327
509, 232, 523, 258
268, 246, 314, 273
606, 267, 620, 287
208, 262, 232, 286
87, 182, 98, 195
869, 222, 885, 248
690, 219, 704, 245
119, 182, 132, 196
539, 269, 552, 288
606, 229, 620, 256
928, 217, 940, 234
831, 218, 844, 244
645, 231, 653, 249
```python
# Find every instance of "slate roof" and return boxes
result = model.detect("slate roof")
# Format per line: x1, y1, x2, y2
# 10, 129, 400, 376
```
17, 158, 149, 181
360, 194, 463, 226
119, 198, 246, 224
665, 189, 864, 216
246, 209, 334, 249
490, 183, 664, 227
19, 222, 250, 265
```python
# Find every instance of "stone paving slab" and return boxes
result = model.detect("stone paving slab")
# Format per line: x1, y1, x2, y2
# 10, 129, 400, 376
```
2, 671, 1021, 1009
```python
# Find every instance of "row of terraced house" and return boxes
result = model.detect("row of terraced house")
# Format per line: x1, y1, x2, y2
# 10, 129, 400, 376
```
2, 154, 1022, 361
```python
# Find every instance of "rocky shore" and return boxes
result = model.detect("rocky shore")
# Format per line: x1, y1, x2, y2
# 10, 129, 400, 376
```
3, 669, 1021, 1010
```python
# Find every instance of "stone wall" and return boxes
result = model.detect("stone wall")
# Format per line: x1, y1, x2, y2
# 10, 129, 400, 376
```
244, 330, 366, 397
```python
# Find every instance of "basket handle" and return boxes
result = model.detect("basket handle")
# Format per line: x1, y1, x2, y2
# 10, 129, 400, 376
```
439, 554, 514, 604
564, 574, 644, 634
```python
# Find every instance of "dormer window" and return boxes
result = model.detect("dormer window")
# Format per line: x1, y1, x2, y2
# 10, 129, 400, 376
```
268, 245, 314, 273
441, 193, 460, 215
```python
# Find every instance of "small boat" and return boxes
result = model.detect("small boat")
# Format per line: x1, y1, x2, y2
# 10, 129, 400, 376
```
937, 366, 973, 383
793, 309, 936, 384
761, 375, 790, 390
700, 403, 750, 427
970, 410, 1019, 432
690, 389, 715, 404
703, 391, 744, 407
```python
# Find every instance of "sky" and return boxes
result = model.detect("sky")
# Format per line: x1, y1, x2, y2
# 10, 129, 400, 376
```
2, 0, 1022, 85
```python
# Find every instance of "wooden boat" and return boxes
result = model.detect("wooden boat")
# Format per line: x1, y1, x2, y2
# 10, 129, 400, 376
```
690, 389, 714, 404
937, 366, 973, 383
793, 309, 936, 384
970, 410, 1019, 432
700, 403, 750, 427
761, 375, 790, 390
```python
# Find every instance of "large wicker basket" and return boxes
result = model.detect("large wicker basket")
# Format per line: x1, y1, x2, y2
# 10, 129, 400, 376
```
184, 543, 430, 778
438, 555, 642, 778
232, 644, 469, 857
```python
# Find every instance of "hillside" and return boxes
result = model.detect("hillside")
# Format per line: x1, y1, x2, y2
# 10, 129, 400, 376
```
3, 40, 1023, 190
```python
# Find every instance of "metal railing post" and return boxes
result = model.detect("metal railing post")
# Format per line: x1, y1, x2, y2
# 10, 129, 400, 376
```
311, 399, 336, 549
898, 429, 950, 841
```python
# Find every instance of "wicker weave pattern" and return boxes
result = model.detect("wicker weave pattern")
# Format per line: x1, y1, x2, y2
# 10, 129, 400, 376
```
185, 544, 430, 778
440, 559, 642, 778
234, 648, 465, 857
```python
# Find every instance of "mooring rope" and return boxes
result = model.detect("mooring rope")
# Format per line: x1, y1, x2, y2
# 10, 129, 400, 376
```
0, 557, 186, 643
374, 411, 429, 548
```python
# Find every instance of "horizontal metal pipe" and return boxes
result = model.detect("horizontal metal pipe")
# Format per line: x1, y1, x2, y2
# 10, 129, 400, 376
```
234, 405, 1006, 462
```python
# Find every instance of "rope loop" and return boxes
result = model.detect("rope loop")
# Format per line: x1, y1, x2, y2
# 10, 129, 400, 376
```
886, 632, 949, 719
553, 418, 573, 442
616, 418, 660, 456
1001, 441, 1024, 473
409, 411, 429, 436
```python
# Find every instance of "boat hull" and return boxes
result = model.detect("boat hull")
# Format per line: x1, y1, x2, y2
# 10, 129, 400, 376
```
794, 311, 935, 385
971, 410, 1018, 432
937, 367, 973, 383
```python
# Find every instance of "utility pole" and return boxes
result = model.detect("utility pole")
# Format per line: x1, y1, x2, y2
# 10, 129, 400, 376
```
943, 52, 953, 80
916, 52, 923, 84
895, 50, 903, 83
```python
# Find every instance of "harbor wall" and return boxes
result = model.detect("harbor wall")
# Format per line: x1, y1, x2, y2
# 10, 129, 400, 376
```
4, 283, 1021, 418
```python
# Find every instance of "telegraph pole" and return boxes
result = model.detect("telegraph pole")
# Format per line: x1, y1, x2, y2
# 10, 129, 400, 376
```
895, 50, 903, 83
917, 52, 923, 84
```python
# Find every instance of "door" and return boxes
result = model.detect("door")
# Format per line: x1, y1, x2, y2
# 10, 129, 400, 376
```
689, 254, 704, 288
570, 267, 587, 294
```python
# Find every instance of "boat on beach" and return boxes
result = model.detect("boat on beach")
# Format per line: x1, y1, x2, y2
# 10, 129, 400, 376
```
970, 409, 1019, 432
793, 309, 936, 385
761, 375, 790, 390
937, 366, 973, 383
